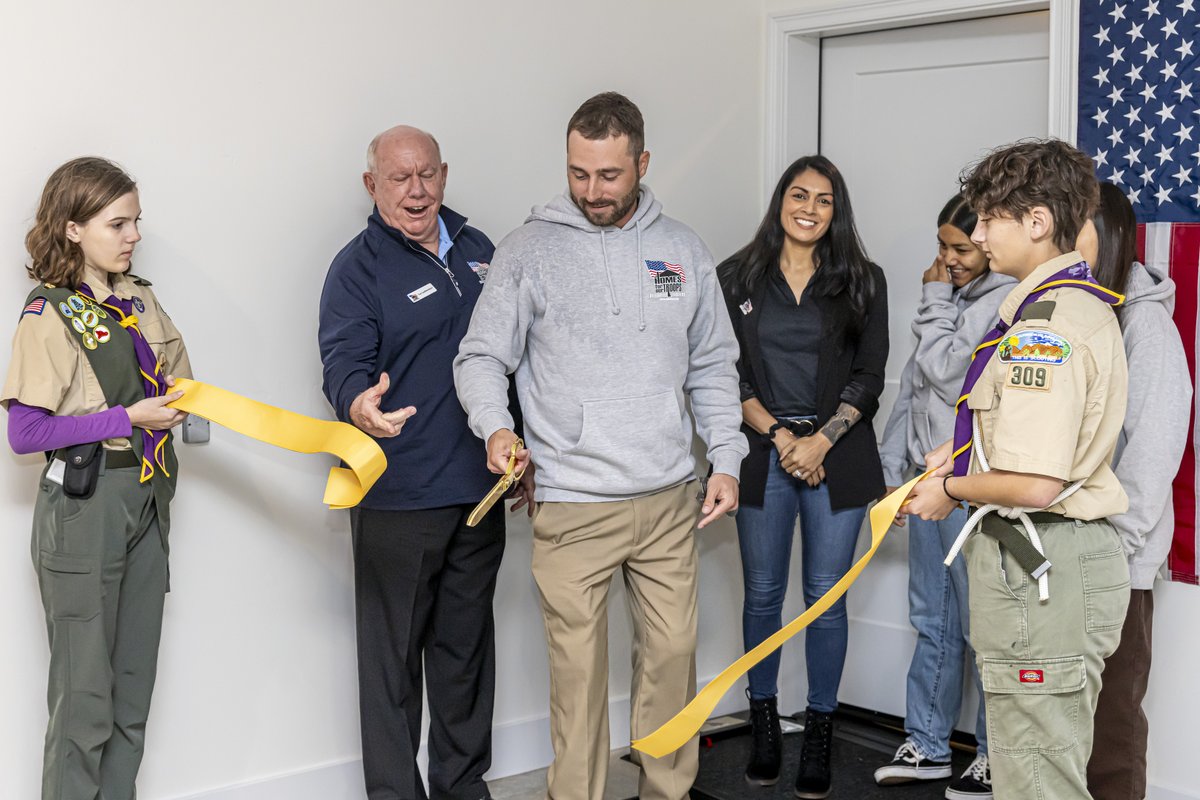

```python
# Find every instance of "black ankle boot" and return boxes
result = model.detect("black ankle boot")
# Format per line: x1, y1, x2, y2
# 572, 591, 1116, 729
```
745, 693, 782, 786
794, 707, 834, 799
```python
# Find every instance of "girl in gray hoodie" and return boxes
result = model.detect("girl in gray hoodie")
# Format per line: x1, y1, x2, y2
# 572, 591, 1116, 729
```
1080, 182, 1191, 800
875, 195, 1013, 799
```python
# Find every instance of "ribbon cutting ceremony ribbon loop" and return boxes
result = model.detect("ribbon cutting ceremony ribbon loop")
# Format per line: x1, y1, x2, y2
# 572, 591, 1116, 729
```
467, 438, 525, 527
166, 378, 386, 510
630, 470, 931, 759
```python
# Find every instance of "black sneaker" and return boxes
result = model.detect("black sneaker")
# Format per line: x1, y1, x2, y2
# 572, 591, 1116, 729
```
873, 740, 952, 785
945, 754, 992, 799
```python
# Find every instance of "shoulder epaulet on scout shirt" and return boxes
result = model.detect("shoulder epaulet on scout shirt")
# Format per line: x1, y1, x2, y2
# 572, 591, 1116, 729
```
131, 274, 153, 287
1019, 300, 1056, 323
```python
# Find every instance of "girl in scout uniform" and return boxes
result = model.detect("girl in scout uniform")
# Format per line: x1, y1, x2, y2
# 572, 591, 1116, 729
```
3, 157, 192, 800
903, 140, 1131, 800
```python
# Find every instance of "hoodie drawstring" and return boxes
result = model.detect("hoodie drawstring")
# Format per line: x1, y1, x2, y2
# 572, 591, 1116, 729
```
599, 229, 621, 317
636, 223, 646, 332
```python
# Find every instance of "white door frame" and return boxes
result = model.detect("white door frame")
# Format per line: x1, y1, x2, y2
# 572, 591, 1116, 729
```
764, 0, 1080, 192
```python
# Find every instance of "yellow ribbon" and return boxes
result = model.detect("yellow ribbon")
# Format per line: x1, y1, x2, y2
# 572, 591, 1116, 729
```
166, 378, 387, 509
630, 471, 931, 758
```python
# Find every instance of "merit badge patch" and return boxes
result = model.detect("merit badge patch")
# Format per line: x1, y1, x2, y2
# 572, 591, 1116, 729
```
467, 261, 489, 284
81, 309, 99, 328
739, 299, 753, 316
22, 298, 46, 317
1019, 669, 1045, 684
71, 318, 87, 334
67, 295, 86, 313
81, 331, 98, 350
646, 260, 686, 298
94, 325, 111, 344
58, 302, 73, 318
133, 296, 145, 313
997, 330, 1071, 365
408, 283, 437, 303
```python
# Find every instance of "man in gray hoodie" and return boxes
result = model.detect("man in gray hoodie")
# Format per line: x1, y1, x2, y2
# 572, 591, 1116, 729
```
454, 92, 747, 800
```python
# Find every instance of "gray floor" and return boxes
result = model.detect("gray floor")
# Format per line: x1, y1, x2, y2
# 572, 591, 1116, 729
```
488, 749, 640, 800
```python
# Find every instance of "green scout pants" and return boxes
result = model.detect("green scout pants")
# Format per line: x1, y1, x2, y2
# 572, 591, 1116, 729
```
32, 460, 169, 800
966, 516, 1129, 800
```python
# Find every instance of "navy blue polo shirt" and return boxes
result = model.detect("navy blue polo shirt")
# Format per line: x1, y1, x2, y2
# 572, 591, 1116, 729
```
318, 205, 497, 510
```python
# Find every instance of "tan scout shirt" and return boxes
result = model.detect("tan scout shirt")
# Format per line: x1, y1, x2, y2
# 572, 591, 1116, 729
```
966, 251, 1129, 520
2, 273, 192, 450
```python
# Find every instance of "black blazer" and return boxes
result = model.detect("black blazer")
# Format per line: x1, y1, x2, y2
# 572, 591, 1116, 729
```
718, 259, 889, 510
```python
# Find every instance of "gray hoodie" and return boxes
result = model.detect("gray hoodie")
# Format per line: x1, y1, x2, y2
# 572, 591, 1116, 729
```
1108, 261, 1192, 588
879, 270, 1014, 486
453, 187, 748, 502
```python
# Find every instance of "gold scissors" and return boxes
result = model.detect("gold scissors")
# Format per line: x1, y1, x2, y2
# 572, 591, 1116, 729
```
466, 437, 526, 527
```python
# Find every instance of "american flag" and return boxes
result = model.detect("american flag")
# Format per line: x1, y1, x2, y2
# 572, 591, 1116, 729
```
22, 297, 45, 317
645, 260, 686, 283
1078, 0, 1200, 584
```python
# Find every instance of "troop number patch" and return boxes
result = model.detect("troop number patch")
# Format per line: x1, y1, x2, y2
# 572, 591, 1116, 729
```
1007, 364, 1052, 392
997, 330, 1071, 365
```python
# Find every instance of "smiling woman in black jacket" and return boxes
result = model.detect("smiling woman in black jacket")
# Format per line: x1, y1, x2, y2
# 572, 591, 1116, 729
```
717, 154, 888, 798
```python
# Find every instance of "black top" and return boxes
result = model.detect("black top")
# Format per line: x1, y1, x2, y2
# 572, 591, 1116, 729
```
717, 258, 889, 510
759, 268, 821, 416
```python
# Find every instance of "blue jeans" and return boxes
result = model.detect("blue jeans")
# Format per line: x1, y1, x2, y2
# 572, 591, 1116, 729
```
736, 457, 867, 712
904, 508, 988, 759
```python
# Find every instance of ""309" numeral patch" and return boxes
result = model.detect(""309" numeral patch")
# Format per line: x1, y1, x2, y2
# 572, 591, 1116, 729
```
1007, 364, 1052, 392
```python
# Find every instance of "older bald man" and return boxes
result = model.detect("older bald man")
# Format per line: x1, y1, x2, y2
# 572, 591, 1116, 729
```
319, 126, 526, 799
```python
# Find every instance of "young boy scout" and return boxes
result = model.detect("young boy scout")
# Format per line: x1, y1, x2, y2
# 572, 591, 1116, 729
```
904, 139, 1131, 800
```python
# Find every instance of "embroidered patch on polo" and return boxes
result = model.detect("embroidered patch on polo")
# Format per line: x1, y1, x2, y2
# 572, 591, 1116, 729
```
997, 330, 1072, 365
468, 261, 489, 284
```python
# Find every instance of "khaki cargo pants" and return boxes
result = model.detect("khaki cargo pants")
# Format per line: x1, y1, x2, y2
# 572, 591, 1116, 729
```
532, 481, 700, 800
32, 462, 168, 800
965, 516, 1129, 800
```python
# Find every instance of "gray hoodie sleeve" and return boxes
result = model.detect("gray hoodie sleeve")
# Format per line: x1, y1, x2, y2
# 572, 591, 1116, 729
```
1109, 321, 1191, 566
912, 280, 1005, 407
683, 250, 750, 479
453, 246, 531, 443
878, 352, 917, 487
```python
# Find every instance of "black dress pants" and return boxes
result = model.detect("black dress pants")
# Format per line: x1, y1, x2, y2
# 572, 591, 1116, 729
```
351, 503, 505, 800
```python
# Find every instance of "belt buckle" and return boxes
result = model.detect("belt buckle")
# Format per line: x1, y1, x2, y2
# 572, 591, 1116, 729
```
787, 419, 816, 438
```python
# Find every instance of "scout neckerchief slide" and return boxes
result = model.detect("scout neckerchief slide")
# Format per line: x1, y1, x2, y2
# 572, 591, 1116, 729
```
467, 438, 525, 527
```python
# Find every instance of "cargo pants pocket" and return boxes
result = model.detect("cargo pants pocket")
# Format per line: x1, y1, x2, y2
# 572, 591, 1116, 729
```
982, 655, 1085, 755
38, 551, 101, 622
1080, 548, 1130, 633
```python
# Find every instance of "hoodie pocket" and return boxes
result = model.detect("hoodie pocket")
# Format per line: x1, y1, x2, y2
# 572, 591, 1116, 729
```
569, 390, 689, 485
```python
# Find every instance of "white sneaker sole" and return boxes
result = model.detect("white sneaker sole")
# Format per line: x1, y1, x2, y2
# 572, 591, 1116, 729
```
874, 764, 954, 784
945, 787, 992, 799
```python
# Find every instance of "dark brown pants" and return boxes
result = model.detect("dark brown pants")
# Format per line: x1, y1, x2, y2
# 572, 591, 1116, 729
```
1087, 589, 1154, 800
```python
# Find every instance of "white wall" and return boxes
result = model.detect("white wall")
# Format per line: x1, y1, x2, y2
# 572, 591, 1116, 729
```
0, 2, 765, 797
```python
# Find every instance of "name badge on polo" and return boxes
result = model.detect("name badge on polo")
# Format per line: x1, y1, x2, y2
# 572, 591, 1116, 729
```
408, 283, 437, 303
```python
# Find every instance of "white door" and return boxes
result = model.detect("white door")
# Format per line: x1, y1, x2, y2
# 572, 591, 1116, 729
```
776, 11, 1049, 731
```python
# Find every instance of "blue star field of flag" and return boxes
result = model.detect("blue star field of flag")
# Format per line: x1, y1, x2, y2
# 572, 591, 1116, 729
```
1077, 0, 1200, 223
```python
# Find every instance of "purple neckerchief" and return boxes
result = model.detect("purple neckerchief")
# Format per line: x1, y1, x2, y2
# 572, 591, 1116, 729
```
77, 285, 170, 482
951, 261, 1122, 477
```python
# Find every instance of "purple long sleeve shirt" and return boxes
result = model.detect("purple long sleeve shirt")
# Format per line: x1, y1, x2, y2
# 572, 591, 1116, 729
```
7, 400, 132, 455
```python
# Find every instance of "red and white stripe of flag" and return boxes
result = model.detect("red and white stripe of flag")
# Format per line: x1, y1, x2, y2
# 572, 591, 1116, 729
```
1139, 222, 1200, 585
